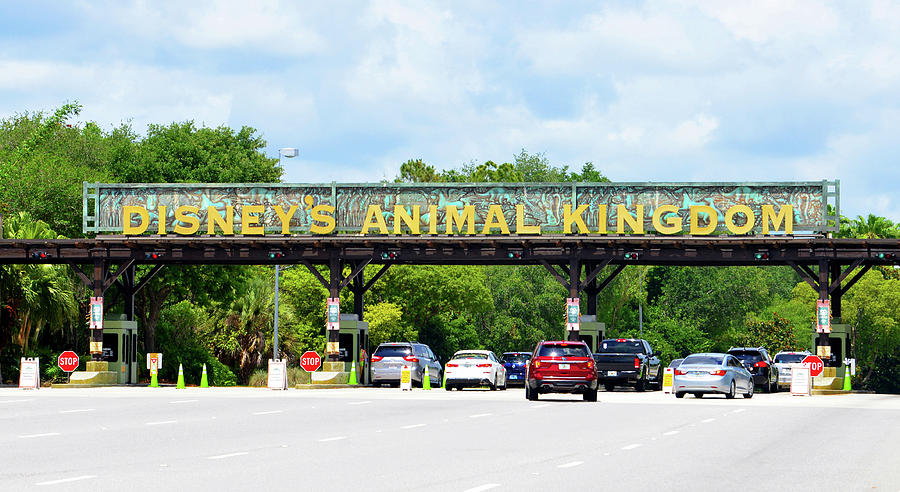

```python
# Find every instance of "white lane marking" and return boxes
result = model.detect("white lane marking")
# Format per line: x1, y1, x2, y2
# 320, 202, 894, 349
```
733, 409, 746, 413
59, 409, 95, 414
401, 423, 426, 429
603, 452, 610, 456
169, 400, 198, 404
36, 475, 96, 486
348, 401, 372, 405
318, 436, 347, 442
531, 404, 551, 409
663, 431, 680, 436
557, 461, 584, 468
462, 484, 501, 492
145, 420, 177, 426
469, 413, 492, 418
207, 452, 248, 460
622, 444, 641, 450
253, 410, 283, 415
19, 433, 60, 439
1, 399, 33, 404
702, 418, 715, 423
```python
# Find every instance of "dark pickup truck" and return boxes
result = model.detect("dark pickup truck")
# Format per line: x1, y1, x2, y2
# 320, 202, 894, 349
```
593, 338, 662, 392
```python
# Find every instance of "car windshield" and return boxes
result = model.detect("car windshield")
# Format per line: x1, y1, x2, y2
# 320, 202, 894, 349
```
598, 340, 644, 354
774, 353, 807, 364
453, 353, 488, 360
502, 354, 530, 363
668, 359, 684, 368
538, 344, 589, 357
374, 345, 412, 358
682, 355, 724, 366
730, 351, 763, 364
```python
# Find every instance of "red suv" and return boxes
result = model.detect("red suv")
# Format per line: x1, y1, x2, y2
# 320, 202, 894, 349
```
526, 340, 598, 402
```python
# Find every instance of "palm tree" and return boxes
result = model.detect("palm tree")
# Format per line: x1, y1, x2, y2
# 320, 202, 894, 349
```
224, 275, 274, 381
846, 214, 899, 239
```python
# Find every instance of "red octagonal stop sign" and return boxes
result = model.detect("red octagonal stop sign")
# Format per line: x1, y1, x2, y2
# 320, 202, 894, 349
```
802, 355, 824, 377
57, 351, 80, 372
299, 351, 321, 372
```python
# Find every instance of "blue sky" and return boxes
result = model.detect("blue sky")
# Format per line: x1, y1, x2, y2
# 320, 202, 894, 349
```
2, 1, 898, 221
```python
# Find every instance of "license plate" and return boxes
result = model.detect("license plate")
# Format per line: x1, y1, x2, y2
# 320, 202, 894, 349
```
607, 371, 617, 376
559, 364, 570, 370
509, 375, 519, 379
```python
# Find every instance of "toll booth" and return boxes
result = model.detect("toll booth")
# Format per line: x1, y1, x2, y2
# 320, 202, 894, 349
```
338, 314, 370, 385
578, 315, 607, 353
811, 323, 851, 377
102, 315, 139, 384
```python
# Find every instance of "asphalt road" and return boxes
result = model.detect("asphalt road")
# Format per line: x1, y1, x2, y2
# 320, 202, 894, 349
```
1, 386, 899, 492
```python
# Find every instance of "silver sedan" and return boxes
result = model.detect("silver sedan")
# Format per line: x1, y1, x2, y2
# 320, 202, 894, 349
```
673, 353, 754, 399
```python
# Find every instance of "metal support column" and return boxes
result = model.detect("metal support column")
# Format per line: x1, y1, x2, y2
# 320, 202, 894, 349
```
91, 259, 105, 362
327, 257, 341, 362
817, 260, 830, 359
568, 256, 580, 342
830, 262, 842, 322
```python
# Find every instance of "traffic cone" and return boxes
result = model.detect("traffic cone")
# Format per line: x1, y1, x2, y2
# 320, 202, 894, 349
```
150, 371, 159, 388
348, 361, 358, 385
423, 367, 431, 390
842, 365, 852, 391
200, 363, 209, 388
176, 363, 185, 389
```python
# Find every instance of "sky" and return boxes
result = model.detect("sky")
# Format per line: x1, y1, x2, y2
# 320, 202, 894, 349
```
1, 1, 898, 220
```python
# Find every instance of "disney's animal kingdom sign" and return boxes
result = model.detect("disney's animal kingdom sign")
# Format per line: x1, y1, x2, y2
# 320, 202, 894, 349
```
83, 181, 838, 236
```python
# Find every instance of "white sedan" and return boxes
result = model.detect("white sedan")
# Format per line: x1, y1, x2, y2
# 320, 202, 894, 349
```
444, 350, 507, 391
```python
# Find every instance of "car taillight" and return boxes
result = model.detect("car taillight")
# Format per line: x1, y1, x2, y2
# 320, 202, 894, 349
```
675, 369, 687, 375
403, 355, 419, 363
534, 360, 543, 369
586, 360, 594, 369
709, 370, 726, 376
446, 363, 458, 368
754, 361, 768, 368
634, 358, 640, 369
617, 339, 626, 342
370, 356, 383, 362
476, 363, 491, 368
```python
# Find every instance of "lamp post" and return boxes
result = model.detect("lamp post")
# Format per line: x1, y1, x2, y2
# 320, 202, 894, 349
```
273, 147, 298, 360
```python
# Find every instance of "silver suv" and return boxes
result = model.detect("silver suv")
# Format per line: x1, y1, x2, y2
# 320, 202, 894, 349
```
370, 342, 442, 387
773, 350, 811, 390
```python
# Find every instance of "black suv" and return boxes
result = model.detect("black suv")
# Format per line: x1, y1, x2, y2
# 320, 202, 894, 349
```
727, 347, 778, 392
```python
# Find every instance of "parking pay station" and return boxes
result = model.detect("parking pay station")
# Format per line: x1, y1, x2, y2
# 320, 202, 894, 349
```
577, 315, 606, 353
338, 314, 369, 385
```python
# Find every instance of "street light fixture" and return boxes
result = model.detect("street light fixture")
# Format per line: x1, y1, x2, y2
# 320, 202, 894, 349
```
273, 147, 298, 361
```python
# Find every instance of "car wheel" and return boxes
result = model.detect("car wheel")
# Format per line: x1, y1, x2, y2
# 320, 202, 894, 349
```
675, 391, 685, 398
694, 393, 704, 398
604, 383, 615, 392
635, 376, 646, 392
744, 380, 754, 399
445, 383, 452, 391
583, 389, 598, 402
489, 375, 498, 391
526, 384, 538, 401
726, 380, 736, 399
769, 374, 778, 393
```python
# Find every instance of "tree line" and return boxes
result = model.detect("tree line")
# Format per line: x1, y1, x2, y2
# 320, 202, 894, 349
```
2, 104, 899, 392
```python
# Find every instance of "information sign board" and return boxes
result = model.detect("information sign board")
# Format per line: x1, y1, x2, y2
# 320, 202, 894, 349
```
400, 364, 412, 391
566, 298, 580, 332
18, 357, 40, 389
662, 367, 674, 394
267, 359, 288, 390
816, 299, 831, 333
791, 366, 811, 396
327, 298, 340, 331
147, 353, 162, 375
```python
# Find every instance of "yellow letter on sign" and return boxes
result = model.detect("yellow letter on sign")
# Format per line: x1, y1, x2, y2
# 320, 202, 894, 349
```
482, 205, 510, 235
761, 205, 793, 234
690, 205, 718, 235
361, 205, 388, 235
310, 204, 336, 234
241, 205, 265, 235
652, 205, 682, 234
446, 205, 476, 235
617, 204, 645, 234
394, 205, 421, 235
563, 204, 589, 234
173, 205, 200, 235
123, 206, 149, 235
725, 205, 755, 235
207, 206, 235, 235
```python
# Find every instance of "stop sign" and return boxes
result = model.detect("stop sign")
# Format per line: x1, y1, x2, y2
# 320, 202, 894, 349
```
299, 351, 321, 372
802, 355, 824, 377
57, 351, 80, 372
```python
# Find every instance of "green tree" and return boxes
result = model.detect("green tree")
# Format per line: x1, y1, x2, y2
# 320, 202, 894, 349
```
736, 313, 803, 353
365, 302, 415, 347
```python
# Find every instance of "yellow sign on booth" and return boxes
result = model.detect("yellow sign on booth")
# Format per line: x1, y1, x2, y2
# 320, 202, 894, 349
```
400, 364, 412, 391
